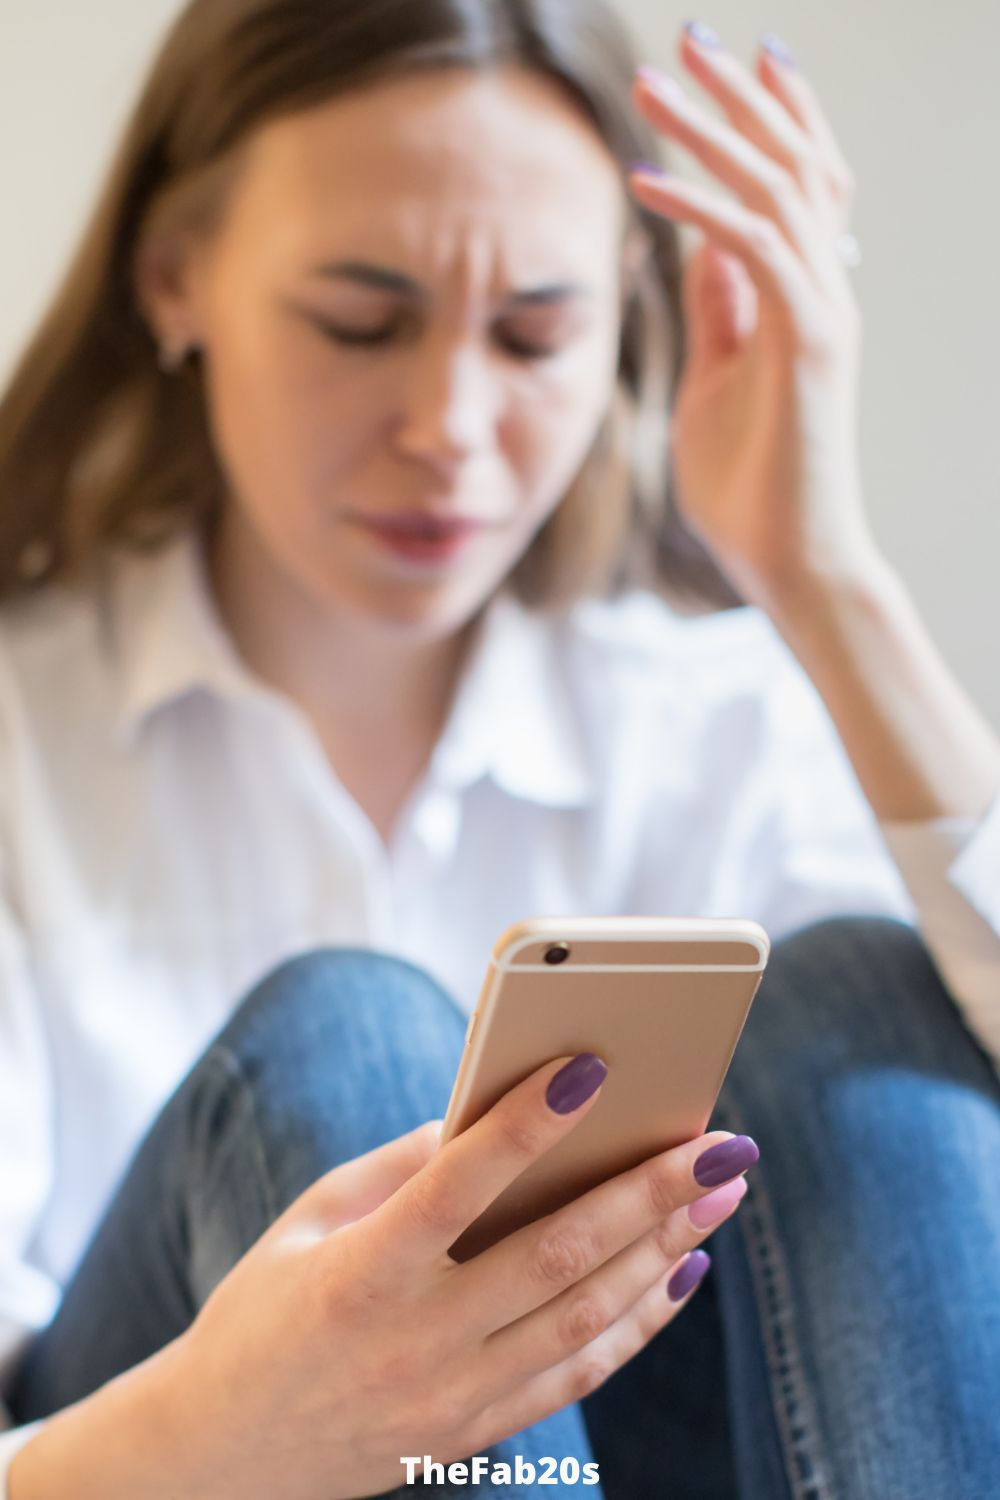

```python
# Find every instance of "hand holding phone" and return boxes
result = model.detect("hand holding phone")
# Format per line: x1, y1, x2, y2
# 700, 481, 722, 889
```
439, 915, 768, 1261
88, 1046, 758, 1500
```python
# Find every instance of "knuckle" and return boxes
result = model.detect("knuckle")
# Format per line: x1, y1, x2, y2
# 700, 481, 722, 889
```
495, 1105, 544, 1162
569, 1352, 615, 1402
762, 164, 797, 207
309, 1243, 374, 1326
799, 156, 829, 201
533, 1225, 591, 1289
651, 1217, 683, 1263
744, 213, 782, 260
427, 1386, 470, 1439
358, 1344, 423, 1411
404, 1166, 462, 1237
644, 1161, 681, 1219
560, 1292, 612, 1350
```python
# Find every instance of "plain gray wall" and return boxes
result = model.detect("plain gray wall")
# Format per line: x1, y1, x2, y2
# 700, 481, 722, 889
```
2, 1, 997, 726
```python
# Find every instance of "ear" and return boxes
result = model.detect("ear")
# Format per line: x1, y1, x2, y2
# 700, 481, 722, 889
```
132, 224, 204, 350
619, 222, 653, 311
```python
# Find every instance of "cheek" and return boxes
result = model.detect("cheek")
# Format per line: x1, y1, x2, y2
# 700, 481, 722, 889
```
201, 305, 375, 522
504, 342, 619, 516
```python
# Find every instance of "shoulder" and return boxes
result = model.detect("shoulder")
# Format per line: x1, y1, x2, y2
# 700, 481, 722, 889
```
0, 570, 117, 753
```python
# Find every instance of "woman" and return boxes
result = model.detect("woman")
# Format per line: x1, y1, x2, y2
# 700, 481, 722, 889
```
2, 1, 999, 1495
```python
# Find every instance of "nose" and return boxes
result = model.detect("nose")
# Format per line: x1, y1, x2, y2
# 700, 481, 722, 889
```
394, 331, 498, 470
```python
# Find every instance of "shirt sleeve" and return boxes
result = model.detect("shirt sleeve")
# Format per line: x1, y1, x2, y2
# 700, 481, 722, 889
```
0, 657, 60, 1433
755, 647, 1000, 1079
0, 911, 57, 1496
877, 807, 1000, 1069
0, 889, 59, 1384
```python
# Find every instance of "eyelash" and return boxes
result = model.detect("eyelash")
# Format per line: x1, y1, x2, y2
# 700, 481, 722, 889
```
313, 320, 559, 362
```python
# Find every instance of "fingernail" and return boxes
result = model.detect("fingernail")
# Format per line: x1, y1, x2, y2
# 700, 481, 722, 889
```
637, 66, 685, 102
760, 32, 795, 67
684, 20, 722, 49
689, 1175, 748, 1229
546, 1053, 608, 1114
628, 159, 667, 178
667, 1248, 711, 1302
693, 1134, 759, 1187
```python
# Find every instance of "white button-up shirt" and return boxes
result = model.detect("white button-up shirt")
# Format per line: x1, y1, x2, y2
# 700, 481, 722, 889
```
2, 524, 1000, 1478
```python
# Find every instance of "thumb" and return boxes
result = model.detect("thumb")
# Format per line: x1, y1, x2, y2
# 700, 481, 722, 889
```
682, 239, 758, 368
282, 1117, 444, 1234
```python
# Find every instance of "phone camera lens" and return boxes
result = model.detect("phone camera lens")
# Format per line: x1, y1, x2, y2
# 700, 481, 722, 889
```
544, 943, 570, 965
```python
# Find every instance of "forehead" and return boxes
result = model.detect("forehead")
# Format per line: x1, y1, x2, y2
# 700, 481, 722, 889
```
229, 66, 627, 284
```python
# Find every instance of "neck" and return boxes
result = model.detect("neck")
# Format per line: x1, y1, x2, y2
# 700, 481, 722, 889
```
202, 507, 483, 749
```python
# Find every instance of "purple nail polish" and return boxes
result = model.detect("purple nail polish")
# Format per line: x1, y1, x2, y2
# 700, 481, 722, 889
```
546, 1053, 608, 1114
684, 19, 722, 49
628, 160, 666, 178
667, 1249, 711, 1302
760, 32, 795, 67
693, 1135, 759, 1187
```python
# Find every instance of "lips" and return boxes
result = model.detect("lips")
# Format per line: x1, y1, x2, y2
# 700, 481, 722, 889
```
355, 512, 485, 537
349, 511, 486, 566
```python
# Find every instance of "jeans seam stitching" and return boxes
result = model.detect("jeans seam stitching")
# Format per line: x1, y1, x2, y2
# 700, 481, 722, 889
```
737, 1171, 835, 1500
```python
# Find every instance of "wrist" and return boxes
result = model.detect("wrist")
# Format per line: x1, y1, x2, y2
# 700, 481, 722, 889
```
752, 542, 905, 640
8, 1335, 209, 1500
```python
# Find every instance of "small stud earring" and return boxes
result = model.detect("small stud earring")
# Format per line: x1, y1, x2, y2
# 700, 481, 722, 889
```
158, 336, 196, 373
17, 538, 55, 582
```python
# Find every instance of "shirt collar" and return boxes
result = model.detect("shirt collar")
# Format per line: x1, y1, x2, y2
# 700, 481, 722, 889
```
109, 525, 595, 809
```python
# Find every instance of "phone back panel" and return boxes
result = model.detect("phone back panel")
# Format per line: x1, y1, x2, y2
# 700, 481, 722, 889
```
439, 917, 768, 1262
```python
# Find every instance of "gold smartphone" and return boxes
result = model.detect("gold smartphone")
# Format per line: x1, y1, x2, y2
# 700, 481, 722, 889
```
438, 916, 769, 1263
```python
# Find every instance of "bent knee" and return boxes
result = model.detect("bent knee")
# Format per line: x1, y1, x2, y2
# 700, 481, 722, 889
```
214, 946, 465, 1059
744, 913, 995, 1079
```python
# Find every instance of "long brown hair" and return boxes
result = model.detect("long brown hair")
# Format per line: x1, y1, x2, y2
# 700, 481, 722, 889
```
0, 0, 744, 614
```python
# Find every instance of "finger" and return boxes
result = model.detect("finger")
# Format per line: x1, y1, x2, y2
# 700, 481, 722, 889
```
682, 240, 759, 367
352, 1053, 609, 1279
476, 1176, 747, 1402
633, 71, 844, 298
282, 1117, 443, 1235
756, 41, 857, 215
627, 168, 831, 351
450, 1126, 755, 1338
673, 30, 837, 229
469, 1245, 714, 1450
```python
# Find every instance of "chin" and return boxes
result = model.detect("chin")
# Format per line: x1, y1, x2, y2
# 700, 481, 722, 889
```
327, 571, 487, 639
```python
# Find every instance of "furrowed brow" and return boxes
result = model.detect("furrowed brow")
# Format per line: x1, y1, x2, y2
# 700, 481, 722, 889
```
308, 259, 592, 307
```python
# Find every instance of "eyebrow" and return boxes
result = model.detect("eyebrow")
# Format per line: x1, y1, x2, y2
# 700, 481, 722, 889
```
307, 259, 592, 306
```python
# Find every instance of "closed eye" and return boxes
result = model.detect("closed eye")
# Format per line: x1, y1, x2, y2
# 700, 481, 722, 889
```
309, 317, 562, 362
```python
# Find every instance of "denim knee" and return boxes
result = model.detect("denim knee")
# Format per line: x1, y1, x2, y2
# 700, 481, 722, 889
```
729, 913, 1000, 1097
174, 949, 470, 1282
185, 946, 468, 1191
210, 945, 467, 1067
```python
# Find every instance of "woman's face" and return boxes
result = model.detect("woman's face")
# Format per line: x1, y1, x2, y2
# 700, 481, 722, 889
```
151, 65, 631, 635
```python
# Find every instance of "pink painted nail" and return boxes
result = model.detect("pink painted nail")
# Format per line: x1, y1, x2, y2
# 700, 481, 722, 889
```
689, 1175, 748, 1229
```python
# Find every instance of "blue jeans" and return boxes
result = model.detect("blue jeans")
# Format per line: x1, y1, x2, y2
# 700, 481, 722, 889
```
10, 917, 1000, 1498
